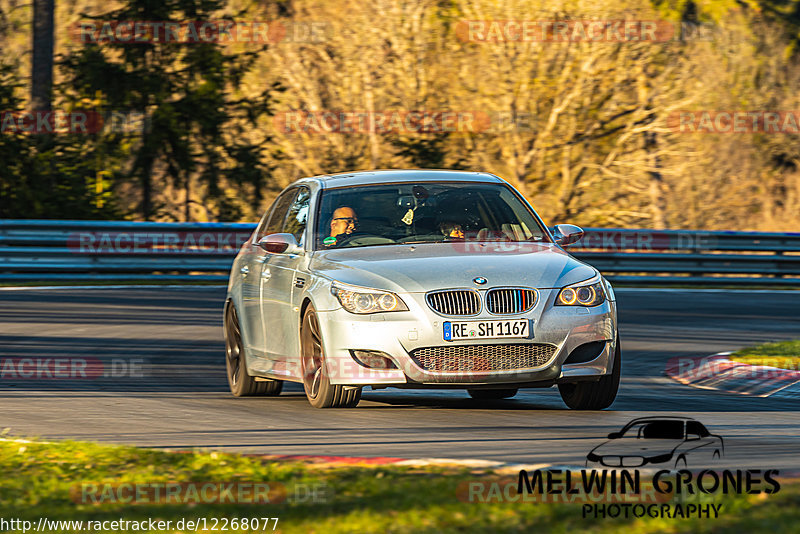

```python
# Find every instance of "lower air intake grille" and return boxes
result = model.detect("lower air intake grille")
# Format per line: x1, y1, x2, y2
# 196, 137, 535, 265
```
410, 343, 557, 372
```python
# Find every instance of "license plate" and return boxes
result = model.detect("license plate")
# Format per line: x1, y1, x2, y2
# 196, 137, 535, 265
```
443, 320, 530, 341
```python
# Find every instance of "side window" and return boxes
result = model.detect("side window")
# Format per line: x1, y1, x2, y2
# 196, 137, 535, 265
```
283, 187, 311, 244
687, 421, 710, 438
258, 189, 298, 241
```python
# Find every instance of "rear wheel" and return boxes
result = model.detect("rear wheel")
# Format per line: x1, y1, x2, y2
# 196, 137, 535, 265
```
300, 304, 361, 408
558, 338, 620, 410
225, 303, 283, 397
468, 388, 518, 400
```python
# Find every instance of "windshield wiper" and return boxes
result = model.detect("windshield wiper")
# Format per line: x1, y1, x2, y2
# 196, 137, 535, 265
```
399, 240, 446, 245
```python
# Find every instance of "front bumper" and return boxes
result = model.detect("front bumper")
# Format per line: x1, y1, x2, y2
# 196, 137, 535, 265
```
317, 288, 617, 386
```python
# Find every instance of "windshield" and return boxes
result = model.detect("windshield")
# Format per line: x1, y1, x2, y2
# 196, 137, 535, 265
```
315, 182, 549, 249
621, 420, 685, 440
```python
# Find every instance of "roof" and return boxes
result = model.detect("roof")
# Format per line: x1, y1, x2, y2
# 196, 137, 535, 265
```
623, 416, 699, 424
308, 169, 505, 188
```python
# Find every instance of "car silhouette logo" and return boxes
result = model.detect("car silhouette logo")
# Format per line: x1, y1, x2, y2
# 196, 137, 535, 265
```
473, 277, 487, 285
586, 416, 724, 469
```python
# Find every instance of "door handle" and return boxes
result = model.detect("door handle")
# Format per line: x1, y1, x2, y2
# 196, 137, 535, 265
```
240, 266, 249, 276
262, 268, 272, 281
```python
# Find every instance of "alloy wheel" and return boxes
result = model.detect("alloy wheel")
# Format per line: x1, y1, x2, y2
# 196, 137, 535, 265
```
301, 308, 324, 399
225, 306, 242, 387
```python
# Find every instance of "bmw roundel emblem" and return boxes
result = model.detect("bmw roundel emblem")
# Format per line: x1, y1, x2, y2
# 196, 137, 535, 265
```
473, 277, 487, 285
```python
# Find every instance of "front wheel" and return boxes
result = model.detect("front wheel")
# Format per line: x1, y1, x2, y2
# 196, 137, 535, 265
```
558, 338, 621, 410
225, 303, 283, 397
300, 304, 361, 408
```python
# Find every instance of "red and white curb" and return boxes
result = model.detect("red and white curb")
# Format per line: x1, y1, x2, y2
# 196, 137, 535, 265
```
666, 352, 800, 398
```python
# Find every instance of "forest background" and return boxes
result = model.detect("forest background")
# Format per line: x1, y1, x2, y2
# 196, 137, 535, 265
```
1, 0, 799, 232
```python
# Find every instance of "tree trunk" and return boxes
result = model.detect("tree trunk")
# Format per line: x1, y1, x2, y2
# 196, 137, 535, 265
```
31, 0, 54, 111
185, 176, 191, 222
141, 158, 153, 221
645, 131, 667, 229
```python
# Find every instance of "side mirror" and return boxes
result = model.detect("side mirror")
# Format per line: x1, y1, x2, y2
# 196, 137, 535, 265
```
607, 432, 622, 439
553, 224, 584, 246
257, 233, 303, 255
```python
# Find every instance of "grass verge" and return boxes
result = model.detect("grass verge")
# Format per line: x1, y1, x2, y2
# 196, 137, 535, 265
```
729, 340, 800, 370
2, 438, 800, 533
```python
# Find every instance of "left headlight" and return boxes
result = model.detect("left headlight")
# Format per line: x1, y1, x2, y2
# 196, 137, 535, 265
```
331, 282, 409, 314
555, 277, 606, 307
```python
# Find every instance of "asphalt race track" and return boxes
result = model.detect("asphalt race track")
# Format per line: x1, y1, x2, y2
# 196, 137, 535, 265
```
1, 287, 799, 469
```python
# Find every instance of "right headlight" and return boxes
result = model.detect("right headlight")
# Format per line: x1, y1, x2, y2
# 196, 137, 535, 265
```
555, 277, 606, 307
330, 282, 409, 314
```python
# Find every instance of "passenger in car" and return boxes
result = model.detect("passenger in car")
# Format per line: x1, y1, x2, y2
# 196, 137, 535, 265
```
438, 221, 464, 239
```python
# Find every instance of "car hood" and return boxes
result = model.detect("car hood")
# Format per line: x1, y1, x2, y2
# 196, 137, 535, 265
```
308, 242, 596, 293
590, 439, 683, 457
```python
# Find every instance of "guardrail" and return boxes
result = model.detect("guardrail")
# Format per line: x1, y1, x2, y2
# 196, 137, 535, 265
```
1, 220, 799, 286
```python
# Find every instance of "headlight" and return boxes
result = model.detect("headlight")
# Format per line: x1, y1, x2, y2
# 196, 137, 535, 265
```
646, 452, 674, 464
331, 283, 409, 314
556, 277, 605, 307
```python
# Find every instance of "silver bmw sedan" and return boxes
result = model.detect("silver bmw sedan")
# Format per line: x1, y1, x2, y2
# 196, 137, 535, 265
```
224, 170, 620, 409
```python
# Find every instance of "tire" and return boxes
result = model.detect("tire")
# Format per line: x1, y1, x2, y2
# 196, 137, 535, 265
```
300, 304, 361, 408
558, 337, 621, 410
468, 388, 518, 400
225, 303, 283, 397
